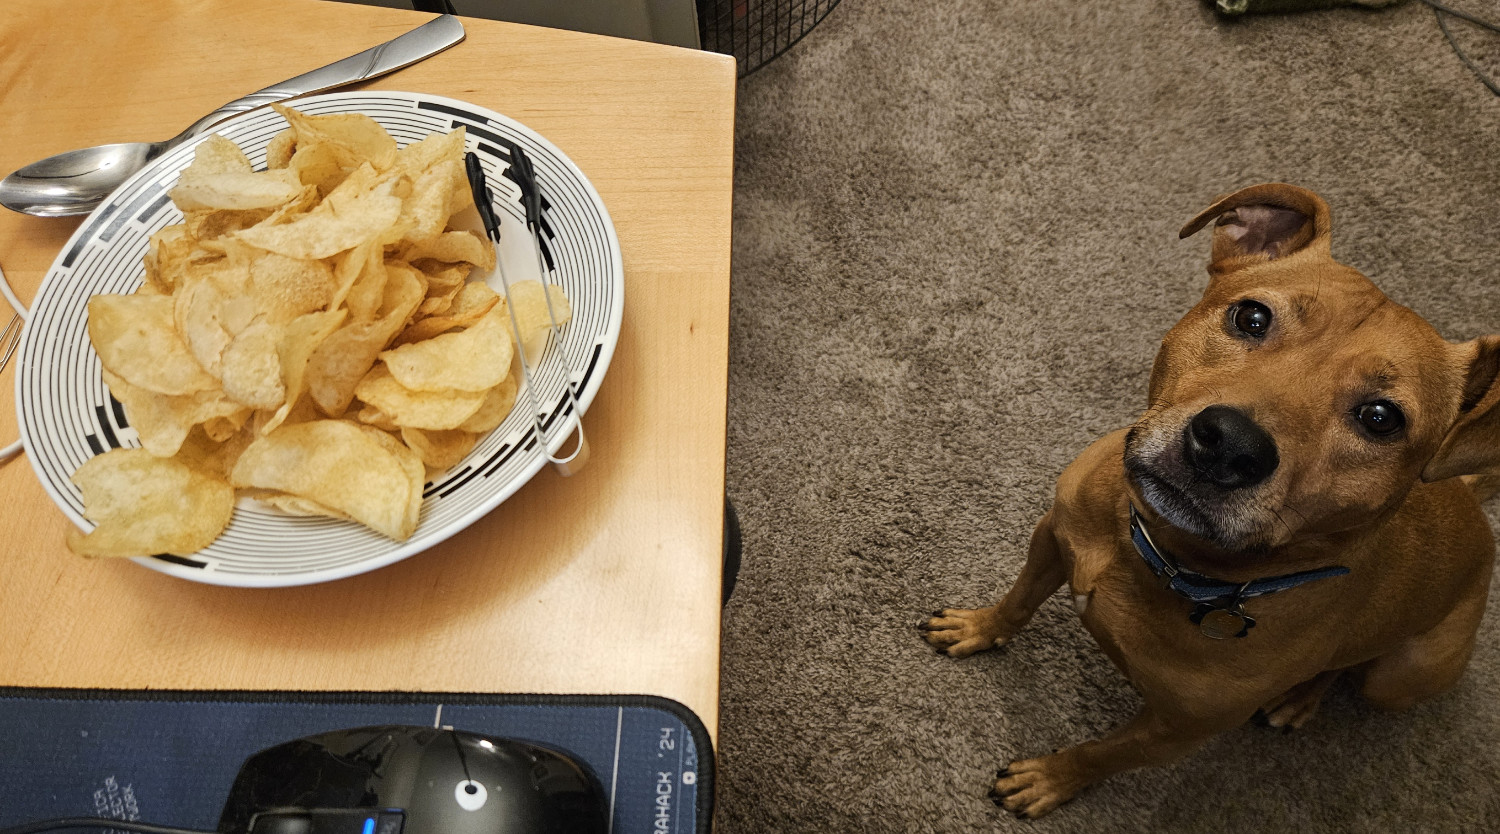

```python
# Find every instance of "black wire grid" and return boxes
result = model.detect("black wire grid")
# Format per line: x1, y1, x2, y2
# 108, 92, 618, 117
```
697, 0, 843, 77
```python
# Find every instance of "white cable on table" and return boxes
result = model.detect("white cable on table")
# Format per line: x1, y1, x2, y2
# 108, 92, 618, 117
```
0, 262, 28, 463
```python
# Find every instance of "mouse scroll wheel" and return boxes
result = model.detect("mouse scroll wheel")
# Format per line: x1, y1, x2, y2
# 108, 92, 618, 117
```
455, 779, 489, 810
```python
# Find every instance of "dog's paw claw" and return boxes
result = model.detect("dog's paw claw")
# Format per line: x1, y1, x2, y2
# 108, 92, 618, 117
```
920, 606, 1014, 658
991, 754, 1081, 819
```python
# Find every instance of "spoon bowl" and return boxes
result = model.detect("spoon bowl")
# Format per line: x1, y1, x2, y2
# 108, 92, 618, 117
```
0, 14, 463, 218
0, 142, 168, 217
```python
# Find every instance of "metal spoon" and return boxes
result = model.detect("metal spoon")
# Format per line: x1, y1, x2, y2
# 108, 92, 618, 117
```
0, 14, 465, 218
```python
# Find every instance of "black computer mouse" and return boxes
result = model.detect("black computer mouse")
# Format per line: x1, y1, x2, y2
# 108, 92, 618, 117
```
216, 725, 608, 834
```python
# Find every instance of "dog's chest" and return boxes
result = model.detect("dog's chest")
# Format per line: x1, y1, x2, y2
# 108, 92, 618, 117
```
1062, 539, 1367, 703
1066, 554, 1180, 684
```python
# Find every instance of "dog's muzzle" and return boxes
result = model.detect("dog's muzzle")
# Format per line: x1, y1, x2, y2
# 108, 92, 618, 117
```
1182, 405, 1278, 490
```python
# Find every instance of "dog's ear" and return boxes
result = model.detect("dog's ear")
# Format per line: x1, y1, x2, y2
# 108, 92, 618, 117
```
1423, 335, 1500, 482
1178, 183, 1332, 272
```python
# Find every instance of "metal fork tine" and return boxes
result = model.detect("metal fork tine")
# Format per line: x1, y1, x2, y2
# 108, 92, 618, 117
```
0, 313, 22, 374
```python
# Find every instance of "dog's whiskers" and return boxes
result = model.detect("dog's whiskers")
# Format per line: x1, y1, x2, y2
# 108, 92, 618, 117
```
1269, 506, 1293, 537
1279, 502, 1310, 527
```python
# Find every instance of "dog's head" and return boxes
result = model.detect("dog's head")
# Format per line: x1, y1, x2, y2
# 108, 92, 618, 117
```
1124, 183, 1500, 552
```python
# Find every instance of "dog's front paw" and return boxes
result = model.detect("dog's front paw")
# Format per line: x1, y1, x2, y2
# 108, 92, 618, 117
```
1258, 671, 1341, 732
919, 606, 1013, 658
987, 755, 1084, 820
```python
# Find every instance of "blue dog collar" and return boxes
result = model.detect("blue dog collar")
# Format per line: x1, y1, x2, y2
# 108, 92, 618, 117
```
1128, 504, 1349, 637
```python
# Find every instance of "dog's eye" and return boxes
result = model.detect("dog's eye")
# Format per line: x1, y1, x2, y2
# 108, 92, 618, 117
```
1355, 400, 1405, 437
1231, 301, 1273, 337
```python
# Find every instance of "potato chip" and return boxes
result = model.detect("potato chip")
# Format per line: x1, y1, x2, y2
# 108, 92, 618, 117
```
174, 423, 254, 479
232, 172, 403, 259
144, 224, 221, 295
394, 281, 500, 345
171, 168, 303, 212
379, 307, 512, 393
173, 276, 233, 378
353, 404, 400, 432
261, 309, 347, 434
184, 206, 276, 241
398, 157, 464, 243
329, 241, 379, 314
245, 249, 335, 322
305, 323, 390, 418
288, 139, 351, 195
67, 448, 234, 558
343, 253, 389, 323
202, 412, 250, 443
502, 281, 574, 362
390, 126, 465, 179
401, 427, 479, 472
88, 294, 219, 395
420, 262, 472, 294
379, 261, 428, 319
457, 376, 520, 434
253, 491, 350, 520
219, 296, 257, 336
306, 263, 424, 416
104, 369, 247, 458
386, 126, 474, 219
181, 134, 253, 176
354, 365, 488, 430
361, 423, 427, 530
267, 184, 321, 220
265, 128, 296, 170
170, 135, 300, 212
400, 230, 495, 271
230, 420, 422, 541
219, 319, 286, 410
415, 278, 463, 318
322, 161, 388, 206
259, 395, 324, 436
274, 104, 398, 173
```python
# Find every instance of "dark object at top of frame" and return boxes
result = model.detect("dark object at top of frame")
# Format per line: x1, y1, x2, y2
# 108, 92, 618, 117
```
698, 0, 842, 78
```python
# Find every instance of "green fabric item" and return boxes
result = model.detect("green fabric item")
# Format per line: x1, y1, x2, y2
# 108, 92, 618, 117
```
1215, 0, 1406, 14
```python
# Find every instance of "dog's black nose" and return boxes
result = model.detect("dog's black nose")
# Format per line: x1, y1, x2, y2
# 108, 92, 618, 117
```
1184, 405, 1279, 489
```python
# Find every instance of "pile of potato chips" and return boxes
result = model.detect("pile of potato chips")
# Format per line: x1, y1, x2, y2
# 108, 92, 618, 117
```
67, 105, 570, 558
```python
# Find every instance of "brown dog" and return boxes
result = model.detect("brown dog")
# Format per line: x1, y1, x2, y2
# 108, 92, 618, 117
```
922, 183, 1500, 819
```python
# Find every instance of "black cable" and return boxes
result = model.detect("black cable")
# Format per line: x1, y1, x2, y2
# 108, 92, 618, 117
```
1413, 0, 1500, 96
0, 819, 216, 834
1414, 0, 1500, 33
1435, 9, 1500, 95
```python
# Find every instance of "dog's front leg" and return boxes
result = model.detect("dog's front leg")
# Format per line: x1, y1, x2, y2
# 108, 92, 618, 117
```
922, 510, 1066, 657
992, 704, 1225, 819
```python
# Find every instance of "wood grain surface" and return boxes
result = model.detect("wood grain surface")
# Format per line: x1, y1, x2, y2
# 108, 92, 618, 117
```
0, 0, 734, 739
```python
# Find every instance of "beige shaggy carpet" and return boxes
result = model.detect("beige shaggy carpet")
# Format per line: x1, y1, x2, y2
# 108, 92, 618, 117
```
716, 1, 1500, 831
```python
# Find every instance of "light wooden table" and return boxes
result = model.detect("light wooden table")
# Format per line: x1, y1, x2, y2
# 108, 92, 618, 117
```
0, 0, 735, 741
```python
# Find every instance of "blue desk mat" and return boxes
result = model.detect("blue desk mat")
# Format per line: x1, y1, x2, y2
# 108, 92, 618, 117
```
0, 688, 712, 833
